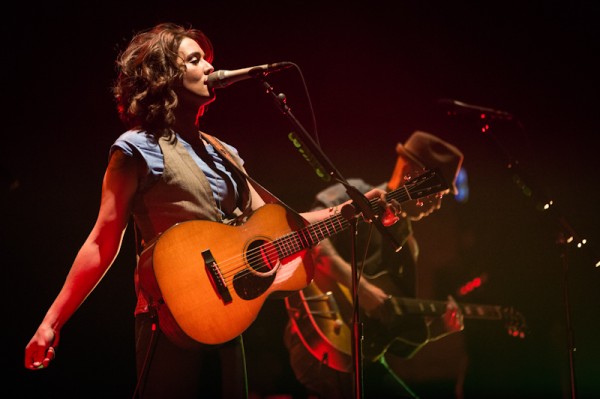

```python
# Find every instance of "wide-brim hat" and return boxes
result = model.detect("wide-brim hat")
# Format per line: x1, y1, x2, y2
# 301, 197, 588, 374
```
396, 131, 464, 194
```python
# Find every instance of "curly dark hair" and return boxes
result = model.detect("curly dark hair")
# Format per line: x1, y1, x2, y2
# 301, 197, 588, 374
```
113, 22, 214, 138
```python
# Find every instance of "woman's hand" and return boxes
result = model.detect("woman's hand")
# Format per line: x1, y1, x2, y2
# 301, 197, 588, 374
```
364, 188, 402, 227
25, 325, 59, 370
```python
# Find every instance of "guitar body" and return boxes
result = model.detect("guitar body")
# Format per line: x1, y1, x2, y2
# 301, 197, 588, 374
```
136, 169, 451, 348
286, 272, 526, 372
285, 273, 354, 372
138, 204, 314, 347
285, 272, 426, 372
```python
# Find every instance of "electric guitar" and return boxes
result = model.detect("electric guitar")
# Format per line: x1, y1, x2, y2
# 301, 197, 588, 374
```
285, 272, 527, 372
137, 168, 449, 348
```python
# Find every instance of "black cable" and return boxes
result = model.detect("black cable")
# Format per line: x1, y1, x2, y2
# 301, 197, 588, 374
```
131, 312, 159, 399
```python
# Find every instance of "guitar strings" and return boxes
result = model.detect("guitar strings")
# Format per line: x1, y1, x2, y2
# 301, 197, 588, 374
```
213, 181, 418, 283
217, 212, 349, 281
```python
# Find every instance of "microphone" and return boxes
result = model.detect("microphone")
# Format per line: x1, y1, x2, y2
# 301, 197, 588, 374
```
207, 62, 293, 89
438, 98, 513, 120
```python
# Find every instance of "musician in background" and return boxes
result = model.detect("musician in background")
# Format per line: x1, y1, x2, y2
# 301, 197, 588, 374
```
23, 23, 398, 399
284, 131, 465, 399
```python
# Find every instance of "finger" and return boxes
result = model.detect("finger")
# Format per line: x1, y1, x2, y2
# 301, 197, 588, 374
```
42, 346, 56, 367
31, 346, 56, 369
28, 355, 45, 370
27, 360, 43, 370
47, 346, 56, 360
447, 295, 458, 307
25, 346, 45, 370
381, 207, 399, 227
390, 199, 402, 214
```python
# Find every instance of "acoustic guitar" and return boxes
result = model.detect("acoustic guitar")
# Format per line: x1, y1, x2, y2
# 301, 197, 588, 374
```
137, 168, 448, 347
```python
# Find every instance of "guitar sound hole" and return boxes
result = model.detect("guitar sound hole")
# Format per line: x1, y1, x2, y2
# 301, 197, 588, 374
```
247, 239, 280, 273
234, 239, 278, 300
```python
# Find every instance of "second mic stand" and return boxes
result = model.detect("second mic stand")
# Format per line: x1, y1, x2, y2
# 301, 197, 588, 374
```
474, 114, 598, 399
254, 75, 402, 399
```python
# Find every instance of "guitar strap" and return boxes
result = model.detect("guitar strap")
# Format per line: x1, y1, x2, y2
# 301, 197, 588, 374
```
131, 132, 299, 257
200, 132, 296, 213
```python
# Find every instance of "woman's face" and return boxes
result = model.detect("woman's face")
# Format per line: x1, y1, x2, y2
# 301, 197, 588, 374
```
176, 37, 215, 107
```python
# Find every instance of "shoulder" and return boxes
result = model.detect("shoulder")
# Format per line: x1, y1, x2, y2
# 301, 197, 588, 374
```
111, 130, 159, 157
109, 130, 164, 177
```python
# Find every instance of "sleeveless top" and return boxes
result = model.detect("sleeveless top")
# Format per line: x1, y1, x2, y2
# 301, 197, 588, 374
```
110, 130, 253, 315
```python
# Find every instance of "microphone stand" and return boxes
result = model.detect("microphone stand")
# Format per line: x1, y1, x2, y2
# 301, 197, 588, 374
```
470, 112, 598, 399
254, 75, 403, 399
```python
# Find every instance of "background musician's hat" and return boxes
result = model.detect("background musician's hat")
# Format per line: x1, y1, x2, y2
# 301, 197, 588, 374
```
393, 131, 464, 194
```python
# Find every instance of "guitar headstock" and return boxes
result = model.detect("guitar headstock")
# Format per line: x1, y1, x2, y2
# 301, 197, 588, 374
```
501, 306, 527, 339
405, 168, 449, 200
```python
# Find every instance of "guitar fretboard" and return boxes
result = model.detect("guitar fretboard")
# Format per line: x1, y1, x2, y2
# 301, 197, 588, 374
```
272, 169, 446, 258
393, 297, 504, 320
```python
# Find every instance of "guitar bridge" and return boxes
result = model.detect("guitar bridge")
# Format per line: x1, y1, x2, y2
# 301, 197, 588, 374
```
202, 249, 232, 304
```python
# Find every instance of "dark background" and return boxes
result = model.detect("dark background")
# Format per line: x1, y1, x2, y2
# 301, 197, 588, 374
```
3, 1, 599, 398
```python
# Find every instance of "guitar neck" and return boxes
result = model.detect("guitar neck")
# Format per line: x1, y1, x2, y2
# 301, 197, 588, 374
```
274, 169, 447, 258
392, 297, 505, 320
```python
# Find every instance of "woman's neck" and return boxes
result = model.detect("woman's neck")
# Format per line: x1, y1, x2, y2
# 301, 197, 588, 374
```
173, 107, 202, 143
174, 121, 199, 142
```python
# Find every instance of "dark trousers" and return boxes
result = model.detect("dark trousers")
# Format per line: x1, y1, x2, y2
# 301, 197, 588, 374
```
134, 312, 248, 399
